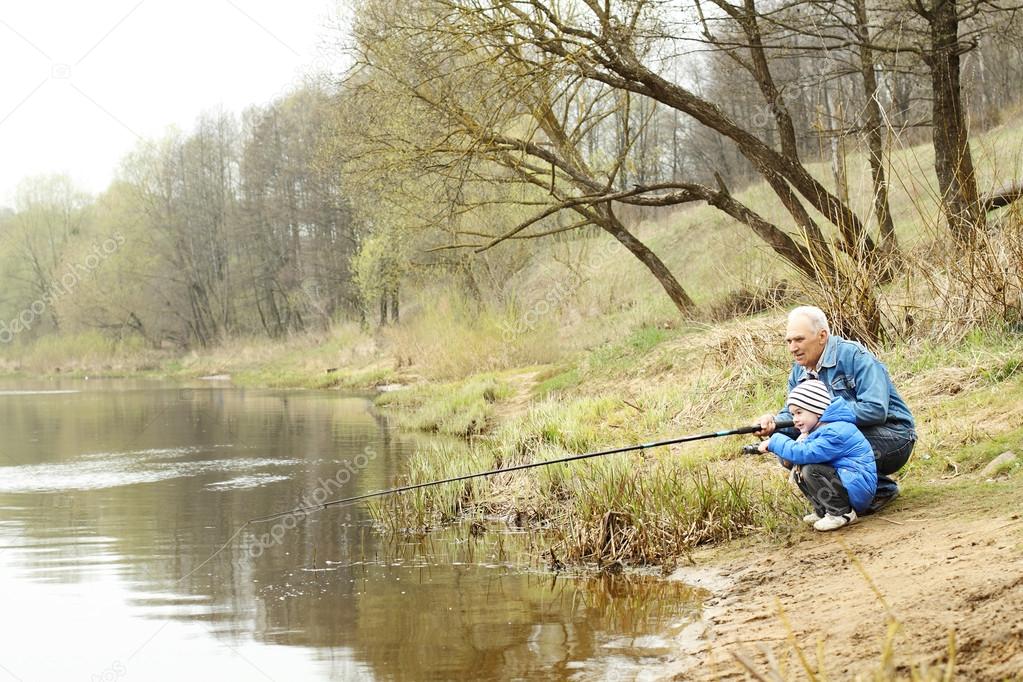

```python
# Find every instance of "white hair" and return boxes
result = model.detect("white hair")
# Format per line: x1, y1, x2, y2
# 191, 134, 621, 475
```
789, 306, 830, 334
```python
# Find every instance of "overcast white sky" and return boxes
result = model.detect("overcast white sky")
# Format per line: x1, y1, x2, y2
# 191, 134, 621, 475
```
0, 0, 342, 208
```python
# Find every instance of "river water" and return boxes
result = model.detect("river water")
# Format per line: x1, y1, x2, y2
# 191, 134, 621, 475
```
0, 379, 703, 681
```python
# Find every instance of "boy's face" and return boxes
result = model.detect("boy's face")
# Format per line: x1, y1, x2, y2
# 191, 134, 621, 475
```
789, 405, 821, 434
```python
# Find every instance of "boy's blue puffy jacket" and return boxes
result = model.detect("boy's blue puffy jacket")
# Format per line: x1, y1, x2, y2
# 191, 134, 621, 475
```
768, 397, 878, 513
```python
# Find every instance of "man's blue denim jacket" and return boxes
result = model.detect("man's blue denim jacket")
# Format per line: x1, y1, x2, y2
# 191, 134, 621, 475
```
777, 335, 915, 430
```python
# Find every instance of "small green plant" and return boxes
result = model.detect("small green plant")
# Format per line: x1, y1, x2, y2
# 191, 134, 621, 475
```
534, 367, 581, 397
626, 324, 672, 353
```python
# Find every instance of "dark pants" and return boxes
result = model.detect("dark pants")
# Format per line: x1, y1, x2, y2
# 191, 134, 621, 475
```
860, 423, 916, 506
796, 464, 852, 516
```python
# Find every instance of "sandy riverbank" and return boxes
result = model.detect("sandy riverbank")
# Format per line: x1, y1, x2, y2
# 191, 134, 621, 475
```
653, 477, 1023, 679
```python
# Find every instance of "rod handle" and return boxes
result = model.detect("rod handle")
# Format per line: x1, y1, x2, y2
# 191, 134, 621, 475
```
740, 420, 795, 455
735, 419, 794, 435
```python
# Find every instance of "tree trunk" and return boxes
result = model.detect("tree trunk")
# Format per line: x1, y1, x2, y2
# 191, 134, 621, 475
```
853, 0, 898, 254
579, 47, 879, 264
822, 88, 850, 209
594, 207, 696, 316
924, 0, 984, 242
736, 0, 800, 161
527, 98, 698, 317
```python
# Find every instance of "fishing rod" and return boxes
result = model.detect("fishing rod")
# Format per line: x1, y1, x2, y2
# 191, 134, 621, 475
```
249, 419, 793, 525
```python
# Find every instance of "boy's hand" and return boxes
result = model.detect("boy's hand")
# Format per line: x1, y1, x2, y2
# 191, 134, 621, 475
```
757, 439, 770, 453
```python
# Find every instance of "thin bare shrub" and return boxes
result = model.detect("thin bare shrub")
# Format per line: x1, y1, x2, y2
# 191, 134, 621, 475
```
789, 180, 1023, 349
707, 279, 794, 323
904, 204, 1023, 341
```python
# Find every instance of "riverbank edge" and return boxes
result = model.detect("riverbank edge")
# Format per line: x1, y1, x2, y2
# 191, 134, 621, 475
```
0, 344, 407, 390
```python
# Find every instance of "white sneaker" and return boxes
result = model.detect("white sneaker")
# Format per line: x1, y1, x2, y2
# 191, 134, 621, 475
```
802, 512, 822, 525
813, 510, 858, 532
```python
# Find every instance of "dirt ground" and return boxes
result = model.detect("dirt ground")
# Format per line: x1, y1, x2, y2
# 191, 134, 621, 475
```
660, 485, 1023, 680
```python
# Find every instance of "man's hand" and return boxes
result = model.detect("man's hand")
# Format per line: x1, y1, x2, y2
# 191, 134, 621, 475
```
754, 413, 776, 437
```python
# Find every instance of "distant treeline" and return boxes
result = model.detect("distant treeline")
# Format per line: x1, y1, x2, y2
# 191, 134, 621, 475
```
0, 89, 360, 349
2, 0, 1023, 351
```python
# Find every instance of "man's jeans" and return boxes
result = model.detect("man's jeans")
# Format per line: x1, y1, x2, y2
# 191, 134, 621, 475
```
860, 423, 916, 501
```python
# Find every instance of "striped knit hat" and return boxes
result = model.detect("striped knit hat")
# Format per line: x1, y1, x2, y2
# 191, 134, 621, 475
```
787, 379, 832, 415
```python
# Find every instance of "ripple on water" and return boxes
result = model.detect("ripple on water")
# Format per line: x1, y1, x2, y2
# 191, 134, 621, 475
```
0, 454, 300, 493
79, 444, 236, 461
204, 474, 290, 491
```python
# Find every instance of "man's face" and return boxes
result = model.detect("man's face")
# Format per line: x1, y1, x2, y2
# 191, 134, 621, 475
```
785, 315, 828, 369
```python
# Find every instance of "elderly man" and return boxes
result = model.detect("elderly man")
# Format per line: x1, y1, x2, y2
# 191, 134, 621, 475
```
757, 306, 916, 513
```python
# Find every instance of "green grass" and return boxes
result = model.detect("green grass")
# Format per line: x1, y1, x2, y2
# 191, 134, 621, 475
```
375, 373, 516, 437
533, 366, 582, 397
583, 323, 682, 375
625, 324, 673, 353
227, 362, 395, 390
0, 321, 401, 390
943, 422, 1023, 474
372, 382, 801, 562
371, 321, 815, 561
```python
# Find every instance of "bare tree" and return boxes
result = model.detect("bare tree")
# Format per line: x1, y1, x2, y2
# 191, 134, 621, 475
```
346, 0, 700, 314
8, 175, 91, 332
123, 115, 238, 347
238, 88, 361, 337
350, 1, 900, 283
753, 0, 1023, 241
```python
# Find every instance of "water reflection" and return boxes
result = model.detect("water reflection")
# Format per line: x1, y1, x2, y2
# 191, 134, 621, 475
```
0, 379, 701, 680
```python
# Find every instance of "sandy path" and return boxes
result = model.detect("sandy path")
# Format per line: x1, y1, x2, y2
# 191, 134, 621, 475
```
492, 369, 541, 423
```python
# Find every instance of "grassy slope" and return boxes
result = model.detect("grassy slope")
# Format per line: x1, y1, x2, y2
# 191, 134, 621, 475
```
376, 309, 1023, 546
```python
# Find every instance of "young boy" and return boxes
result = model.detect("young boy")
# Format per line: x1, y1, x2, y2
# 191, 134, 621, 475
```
758, 379, 877, 531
